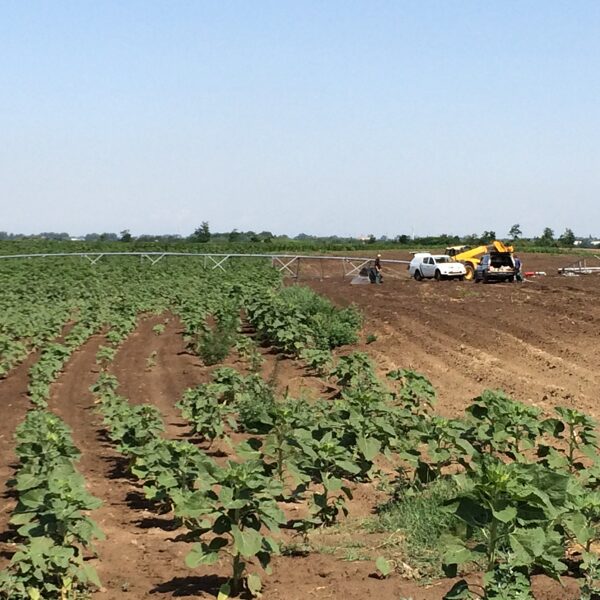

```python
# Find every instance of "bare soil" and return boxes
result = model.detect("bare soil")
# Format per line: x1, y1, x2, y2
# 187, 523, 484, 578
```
308, 252, 600, 420
0, 251, 596, 598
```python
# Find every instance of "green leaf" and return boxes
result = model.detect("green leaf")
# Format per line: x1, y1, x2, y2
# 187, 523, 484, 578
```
185, 543, 220, 568
440, 534, 479, 567
509, 527, 546, 565
357, 436, 381, 461
323, 476, 343, 492
492, 506, 517, 523
563, 512, 594, 546
375, 556, 392, 578
247, 573, 262, 596
337, 460, 361, 475
82, 563, 102, 588
231, 527, 263, 558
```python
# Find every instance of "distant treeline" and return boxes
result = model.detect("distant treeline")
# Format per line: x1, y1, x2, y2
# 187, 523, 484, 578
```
0, 223, 597, 253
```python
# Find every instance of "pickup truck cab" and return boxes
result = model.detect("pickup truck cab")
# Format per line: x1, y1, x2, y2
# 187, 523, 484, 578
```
474, 253, 516, 283
409, 253, 467, 281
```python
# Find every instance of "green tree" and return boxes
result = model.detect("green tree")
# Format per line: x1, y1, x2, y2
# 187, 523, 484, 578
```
228, 229, 241, 243
119, 229, 132, 242
192, 222, 211, 243
558, 228, 575, 247
480, 230, 496, 244
538, 227, 555, 246
98, 232, 118, 242
508, 224, 522, 241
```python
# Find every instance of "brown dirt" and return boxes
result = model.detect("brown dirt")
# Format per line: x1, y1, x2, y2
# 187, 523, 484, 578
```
308, 252, 600, 420
49, 316, 211, 599
0, 252, 597, 598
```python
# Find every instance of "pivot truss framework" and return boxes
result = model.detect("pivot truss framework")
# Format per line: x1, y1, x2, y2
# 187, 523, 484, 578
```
558, 255, 600, 275
0, 252, 410, 279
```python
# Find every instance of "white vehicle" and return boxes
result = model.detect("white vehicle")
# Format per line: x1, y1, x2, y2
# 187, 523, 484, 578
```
408, 253, 467, 281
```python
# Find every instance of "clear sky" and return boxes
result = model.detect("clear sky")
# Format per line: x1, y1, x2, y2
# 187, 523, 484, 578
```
1, 1, 599, 238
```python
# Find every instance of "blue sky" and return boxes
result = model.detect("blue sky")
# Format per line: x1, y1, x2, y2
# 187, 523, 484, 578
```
1, 1, 599, 238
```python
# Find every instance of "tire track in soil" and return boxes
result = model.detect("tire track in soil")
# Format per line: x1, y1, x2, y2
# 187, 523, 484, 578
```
377, 298, 599, 413
110, 314, 207, 439
110, 314, 329, 432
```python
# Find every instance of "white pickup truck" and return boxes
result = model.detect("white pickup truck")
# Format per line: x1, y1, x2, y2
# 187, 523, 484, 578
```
408, 253, 467, 281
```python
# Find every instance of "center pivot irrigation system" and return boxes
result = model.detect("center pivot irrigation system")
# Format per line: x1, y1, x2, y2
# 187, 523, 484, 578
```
0, 251, 410, 279
558, 255, 600, 275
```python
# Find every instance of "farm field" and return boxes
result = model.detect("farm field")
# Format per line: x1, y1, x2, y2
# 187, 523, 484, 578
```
0, 250, 598, 599
310, 251, 600, 420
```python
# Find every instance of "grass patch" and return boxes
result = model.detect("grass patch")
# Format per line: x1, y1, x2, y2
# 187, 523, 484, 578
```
363, 479, 457, 577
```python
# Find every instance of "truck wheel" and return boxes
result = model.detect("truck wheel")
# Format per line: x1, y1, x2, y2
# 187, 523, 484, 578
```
434, 270, 442, 281
508, 276, 514, 283
464, 264, 475, 280
414, 270, 423, 281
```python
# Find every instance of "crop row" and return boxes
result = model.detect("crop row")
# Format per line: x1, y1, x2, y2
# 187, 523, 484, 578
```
0, 410, 103, 599
5, 256, 600, 599
94, 335, 600, 599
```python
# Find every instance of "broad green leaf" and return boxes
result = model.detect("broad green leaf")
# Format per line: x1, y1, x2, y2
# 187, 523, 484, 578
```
509, 527, 546, 564
231, 526, 262, 558
440, 534, 480, 567
185, 544, 220, 568
82, 563, 102, 588
375, 556, 392, 578
356, 436, 381, 461
492, 506, 517, 523
247, 573, 262, 596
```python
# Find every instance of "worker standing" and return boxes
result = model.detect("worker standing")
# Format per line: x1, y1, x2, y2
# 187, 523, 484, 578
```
374, 253, 382, 271
514, 255, 523, 282
373, 254, 383, 284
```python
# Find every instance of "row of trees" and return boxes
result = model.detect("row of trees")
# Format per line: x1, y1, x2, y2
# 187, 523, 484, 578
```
507, 224, 576, 247
0, 223, 594, 248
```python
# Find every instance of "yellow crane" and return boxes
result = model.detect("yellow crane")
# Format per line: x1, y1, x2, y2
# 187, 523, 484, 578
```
445, 241, 514, 280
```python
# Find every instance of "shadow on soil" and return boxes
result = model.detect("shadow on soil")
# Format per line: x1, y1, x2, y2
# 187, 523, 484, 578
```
125, 490, 156, 511
183, 439, 228, 457
99, 449, 134, 481
0, 527, 17, 545
134, 515, 180, 531
2, 486, 17, 502
150, 575, 232, 597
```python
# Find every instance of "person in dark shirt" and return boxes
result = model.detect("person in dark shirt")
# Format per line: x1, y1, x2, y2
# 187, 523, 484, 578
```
514, 255, 523, 282
370, 254, 383, 284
